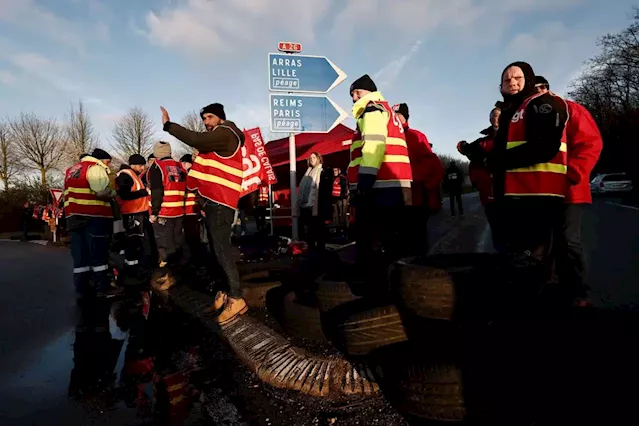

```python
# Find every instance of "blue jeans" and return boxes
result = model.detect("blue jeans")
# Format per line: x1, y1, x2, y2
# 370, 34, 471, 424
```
70, 218, 112, 294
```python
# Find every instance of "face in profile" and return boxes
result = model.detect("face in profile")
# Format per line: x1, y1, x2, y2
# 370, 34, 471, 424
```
131, 164, 146, 174
351, 89, 370, 103
202, 113, 222, 131
490, 108, 501, 128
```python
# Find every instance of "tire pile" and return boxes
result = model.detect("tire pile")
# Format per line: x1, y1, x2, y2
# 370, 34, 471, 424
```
246, 250, 599, 425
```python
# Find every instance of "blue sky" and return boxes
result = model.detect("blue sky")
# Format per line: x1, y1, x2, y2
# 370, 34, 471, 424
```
0, 0, 636, 159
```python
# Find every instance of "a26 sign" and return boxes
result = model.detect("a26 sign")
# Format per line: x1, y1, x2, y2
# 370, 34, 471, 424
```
278, 41, 302, 53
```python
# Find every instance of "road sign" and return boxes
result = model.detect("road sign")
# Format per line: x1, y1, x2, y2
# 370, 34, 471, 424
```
269, 94, 348, 134
50, 188, 63, 207
278, 41, 302, 53
268, 53, 347, 93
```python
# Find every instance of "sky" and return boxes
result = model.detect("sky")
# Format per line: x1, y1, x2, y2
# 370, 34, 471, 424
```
0, 0, 636, 159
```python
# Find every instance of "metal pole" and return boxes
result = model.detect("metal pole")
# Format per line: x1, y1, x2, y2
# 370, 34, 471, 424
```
288, 132, 298, 240
268, 184, 274, 236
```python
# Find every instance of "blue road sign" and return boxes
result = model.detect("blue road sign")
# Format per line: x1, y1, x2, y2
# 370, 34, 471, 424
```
268, 53, 347, 93
269, 94, 348, 134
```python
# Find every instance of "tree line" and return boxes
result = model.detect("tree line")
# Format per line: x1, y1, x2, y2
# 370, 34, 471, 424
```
0, 103, 206, 191
568, 9, 638, 196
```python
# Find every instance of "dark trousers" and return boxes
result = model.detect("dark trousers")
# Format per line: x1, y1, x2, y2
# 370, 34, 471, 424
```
183, 214, 206, 266
254, 206, 267, 232
70, 218, 112, 294
449, 192, 464, 217
552, 204, 587, 297
152, 216, 184, 264
498, 198, 563, 264
300, 207, 326, 250
354, 205, 405, 295
332, 199, 348, 227
122, 212, 152, 279
203, 201, 242, 298
406, 205, 430, 256
484, 202, 507, 253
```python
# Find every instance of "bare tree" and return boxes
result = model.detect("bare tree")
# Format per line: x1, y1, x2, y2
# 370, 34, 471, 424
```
0, 119, 20, 190
111, 107, 154, 160
9, 113, 65, 187
182, 110, 206, 132
65, 100, 97, 166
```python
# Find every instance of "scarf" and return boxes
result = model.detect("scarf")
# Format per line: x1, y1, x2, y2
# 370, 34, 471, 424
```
298, 165, 323, 215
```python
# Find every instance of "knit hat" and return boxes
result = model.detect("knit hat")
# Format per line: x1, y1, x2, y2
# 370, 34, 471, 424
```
179, 154, 193, 163
147, 153, 155, 160
79, 153, 89, 160
200, 103, 226, 120
153, 141, 172, 159
535, 75, 550, 89
393, 103, 409, 120
349, 74, 377, 95
91, 148, 112, 161
128, 154, 146, 165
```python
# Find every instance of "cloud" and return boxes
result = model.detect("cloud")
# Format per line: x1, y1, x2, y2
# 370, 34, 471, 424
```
142, 0, 331, 58
331, 0, 585, 41
0, 0, 108, 52
374, 40, 422, 89
0, 70, 17, 86
9, 52, 83, 92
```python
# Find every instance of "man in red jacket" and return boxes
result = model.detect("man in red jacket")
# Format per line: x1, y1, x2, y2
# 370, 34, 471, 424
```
535, 76, 603, 302
393, 103, 443, 255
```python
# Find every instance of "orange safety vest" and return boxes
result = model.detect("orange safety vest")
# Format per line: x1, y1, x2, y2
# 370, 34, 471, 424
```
505, 93, 568, 198
332, 177, 342, 197
63, 160, 113, 218
116, 168, 149, 214
155, 159, 187, 218
187, 138, 243, 210
184, 190, 199, 216
348, 100, 413, 189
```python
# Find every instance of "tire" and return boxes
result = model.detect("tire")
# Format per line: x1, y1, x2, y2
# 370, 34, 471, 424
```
278, 291, 326, 341
240, 278, 281, 309
314, 274, 360, 312
371, 342, 466, 423
391, 254, 503, 321
288, 250, 343, 305
324, 298, 408, 356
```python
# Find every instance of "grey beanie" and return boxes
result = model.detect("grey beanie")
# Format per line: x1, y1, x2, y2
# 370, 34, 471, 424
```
153, 141, 172, 159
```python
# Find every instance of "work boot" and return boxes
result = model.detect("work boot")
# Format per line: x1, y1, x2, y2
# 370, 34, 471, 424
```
204, 291, 226, 314
215, 297, 248, 325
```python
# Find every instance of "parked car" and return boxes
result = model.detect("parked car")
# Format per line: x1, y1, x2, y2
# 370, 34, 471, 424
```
590, 173, 633, 194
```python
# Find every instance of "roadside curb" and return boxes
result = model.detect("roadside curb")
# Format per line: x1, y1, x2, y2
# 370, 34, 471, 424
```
165, 285, 380, 399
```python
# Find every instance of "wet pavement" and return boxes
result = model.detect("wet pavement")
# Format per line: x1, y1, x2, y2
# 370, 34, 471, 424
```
0, 241, 406, 426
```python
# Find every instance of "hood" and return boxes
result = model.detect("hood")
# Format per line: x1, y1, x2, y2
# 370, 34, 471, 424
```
352, 91, 385, 119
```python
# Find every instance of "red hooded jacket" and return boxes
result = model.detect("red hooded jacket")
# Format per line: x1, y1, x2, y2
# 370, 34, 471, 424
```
564, 100, 603, 204
404, 125, 443, 210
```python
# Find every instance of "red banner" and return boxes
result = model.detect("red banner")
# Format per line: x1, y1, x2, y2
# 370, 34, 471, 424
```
241, 127, 277, 196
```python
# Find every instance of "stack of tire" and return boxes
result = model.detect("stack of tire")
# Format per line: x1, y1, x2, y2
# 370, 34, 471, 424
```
238, 257, 292, 309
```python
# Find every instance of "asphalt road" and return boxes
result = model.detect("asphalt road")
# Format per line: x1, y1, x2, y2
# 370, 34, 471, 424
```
474, 195, 639, 309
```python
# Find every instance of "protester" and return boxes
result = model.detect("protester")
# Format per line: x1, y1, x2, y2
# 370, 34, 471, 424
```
489, 62, 568, 264
64, 148, 121, 301
458, 106, 504, 251
148, 141, 187, 290
444, 162, 464, 218
331, 168, 349, 227
348, 74, 413, 295
297, 152, 332, 250
179, 153, 206, 267
115, 154, 152, 285
160, 103, 247, 324
536, 75, 603, 303
394, 103, 442, 255
21, 201, 31, 241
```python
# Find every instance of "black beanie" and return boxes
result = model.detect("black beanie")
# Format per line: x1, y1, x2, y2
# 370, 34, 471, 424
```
79, 153, 89, 160
91, 148, 112, 161
535, 75, 550, 89
393, 103, 409, 120
200, 103, 226, 120
128, 154, 146, 165
349, 74, 377, 94
147, 153, 155, 160
179, 154, 193, 163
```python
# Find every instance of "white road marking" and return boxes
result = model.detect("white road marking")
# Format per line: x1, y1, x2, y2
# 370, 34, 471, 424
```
604, 201, 639, 211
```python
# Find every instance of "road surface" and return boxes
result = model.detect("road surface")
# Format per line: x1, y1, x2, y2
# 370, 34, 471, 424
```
475, 195, 639, 309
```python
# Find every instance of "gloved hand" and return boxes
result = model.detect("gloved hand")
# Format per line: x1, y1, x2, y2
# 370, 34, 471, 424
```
456, 141, 468, 155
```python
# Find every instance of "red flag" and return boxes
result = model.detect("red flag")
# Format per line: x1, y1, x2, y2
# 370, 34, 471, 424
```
241, 128, 277, 196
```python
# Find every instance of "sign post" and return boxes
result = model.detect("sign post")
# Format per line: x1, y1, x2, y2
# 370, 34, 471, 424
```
268, 46, 347, 241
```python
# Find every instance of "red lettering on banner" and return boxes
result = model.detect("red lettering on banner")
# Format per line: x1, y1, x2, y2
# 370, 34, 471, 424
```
241, 127, 278, 197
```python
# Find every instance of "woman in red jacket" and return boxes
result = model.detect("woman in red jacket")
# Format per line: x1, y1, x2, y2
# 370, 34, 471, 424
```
535, 76, 603, 303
